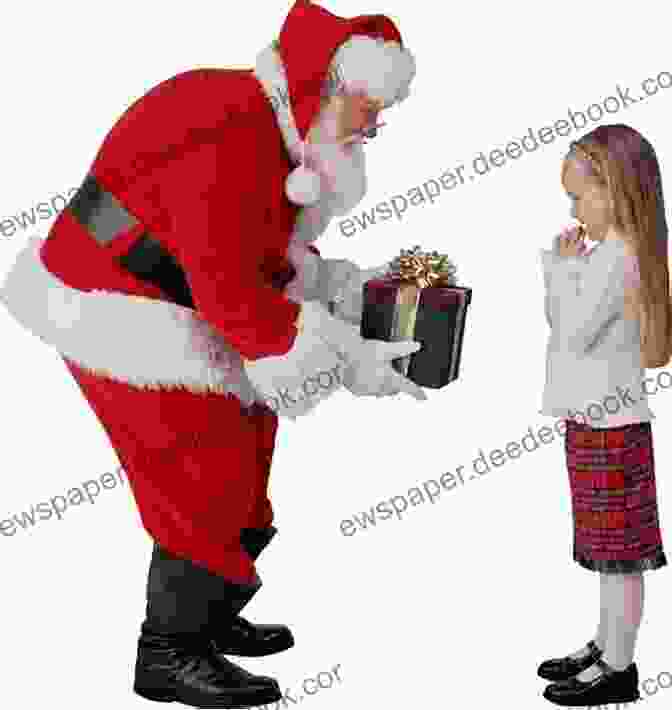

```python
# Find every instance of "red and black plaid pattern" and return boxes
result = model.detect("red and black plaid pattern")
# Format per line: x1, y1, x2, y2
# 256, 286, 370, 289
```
565, 419, 667, 573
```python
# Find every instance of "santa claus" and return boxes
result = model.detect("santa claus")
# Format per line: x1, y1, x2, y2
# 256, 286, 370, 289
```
0, 1, 418, 707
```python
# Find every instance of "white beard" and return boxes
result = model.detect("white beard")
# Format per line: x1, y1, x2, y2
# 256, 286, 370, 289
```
300, 103, 368, 233
311, 139, 367, 217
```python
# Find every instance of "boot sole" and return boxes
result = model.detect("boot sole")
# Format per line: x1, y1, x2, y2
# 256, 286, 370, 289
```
218, 635, 295, 658
134, 685, 177, 703
134, 683, 283, 708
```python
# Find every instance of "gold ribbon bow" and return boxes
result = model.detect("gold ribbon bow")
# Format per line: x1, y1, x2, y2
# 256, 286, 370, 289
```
386, 246, 458, 376
392, 248, 457, 289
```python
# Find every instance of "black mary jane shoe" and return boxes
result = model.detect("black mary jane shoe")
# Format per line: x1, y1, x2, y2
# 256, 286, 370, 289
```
543, 659, 641, 707
211, 616, 295, 658
537, 640, 603, 682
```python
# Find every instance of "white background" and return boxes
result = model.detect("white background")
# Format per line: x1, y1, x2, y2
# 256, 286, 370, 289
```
1, 1, 670, 708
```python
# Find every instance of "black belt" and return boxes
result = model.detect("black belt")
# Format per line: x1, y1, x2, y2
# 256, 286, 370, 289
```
67, 173, 195, 309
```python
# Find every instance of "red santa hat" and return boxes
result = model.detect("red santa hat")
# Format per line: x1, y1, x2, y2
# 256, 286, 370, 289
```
257, 1, 416, 206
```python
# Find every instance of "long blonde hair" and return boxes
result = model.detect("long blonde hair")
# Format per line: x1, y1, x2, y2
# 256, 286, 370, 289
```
569, 125, 672, 368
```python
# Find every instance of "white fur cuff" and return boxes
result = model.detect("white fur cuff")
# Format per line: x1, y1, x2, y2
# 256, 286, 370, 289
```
242, 303, 348, 420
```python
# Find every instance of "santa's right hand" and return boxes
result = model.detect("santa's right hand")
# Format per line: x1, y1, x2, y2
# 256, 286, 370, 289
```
342, 339, 427, 400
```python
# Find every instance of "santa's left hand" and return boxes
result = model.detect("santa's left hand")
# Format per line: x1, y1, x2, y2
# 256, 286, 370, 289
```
330, 262, 390, 323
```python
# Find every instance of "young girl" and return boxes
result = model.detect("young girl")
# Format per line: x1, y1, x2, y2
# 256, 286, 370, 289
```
537, 124, 669, 707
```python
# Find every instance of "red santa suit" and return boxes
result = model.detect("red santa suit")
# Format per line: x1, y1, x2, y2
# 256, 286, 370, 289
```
0, 1, 415, 591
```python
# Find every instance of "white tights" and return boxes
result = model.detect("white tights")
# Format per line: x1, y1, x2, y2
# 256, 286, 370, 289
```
572, 572, 645, 680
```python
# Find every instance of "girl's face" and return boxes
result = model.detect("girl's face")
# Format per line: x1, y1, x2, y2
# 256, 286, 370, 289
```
562, 156, 613, 241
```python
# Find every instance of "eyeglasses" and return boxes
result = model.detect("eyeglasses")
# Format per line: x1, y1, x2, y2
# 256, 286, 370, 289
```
341, 121, 386, 145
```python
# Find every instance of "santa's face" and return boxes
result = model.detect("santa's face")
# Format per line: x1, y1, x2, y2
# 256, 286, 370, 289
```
335, 92, 383, 142
305, 93, 383, 218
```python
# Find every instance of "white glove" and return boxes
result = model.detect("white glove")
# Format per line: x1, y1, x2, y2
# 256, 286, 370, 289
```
242, 302, 427, 419
317, 259, 390, 324
334, 263, 391, 324
341, 338, 427, 399
242, 311, 345, 420
298, 301, 427, 401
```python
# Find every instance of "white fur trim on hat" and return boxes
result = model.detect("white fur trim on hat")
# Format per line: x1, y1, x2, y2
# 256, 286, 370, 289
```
253, 37, 415, 206
254, 43, 302, 160
331, 35, 416, 108
254, 43, 321, 206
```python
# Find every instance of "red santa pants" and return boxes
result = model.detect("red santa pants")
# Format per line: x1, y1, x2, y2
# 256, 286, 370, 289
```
65, 359, 278, 585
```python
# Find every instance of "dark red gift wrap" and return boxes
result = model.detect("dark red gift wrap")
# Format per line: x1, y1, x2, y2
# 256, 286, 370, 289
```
360, 275, 472, 389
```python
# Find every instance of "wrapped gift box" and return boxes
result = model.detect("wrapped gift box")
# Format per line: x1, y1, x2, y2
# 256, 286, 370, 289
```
360, 246, 472, 389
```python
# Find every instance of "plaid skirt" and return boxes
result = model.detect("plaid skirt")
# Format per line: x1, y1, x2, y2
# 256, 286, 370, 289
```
565, 419, 667, 573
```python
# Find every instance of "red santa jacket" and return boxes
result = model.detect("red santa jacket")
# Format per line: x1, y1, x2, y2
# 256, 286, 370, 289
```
41, 67, 305, 362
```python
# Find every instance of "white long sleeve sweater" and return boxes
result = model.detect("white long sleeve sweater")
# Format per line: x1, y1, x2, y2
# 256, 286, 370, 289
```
539, 236, 654, 428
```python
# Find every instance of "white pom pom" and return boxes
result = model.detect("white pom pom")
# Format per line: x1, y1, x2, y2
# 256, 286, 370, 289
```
286, 165, 322, 206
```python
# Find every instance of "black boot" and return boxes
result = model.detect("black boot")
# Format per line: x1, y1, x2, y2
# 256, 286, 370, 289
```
133, 543, 282, 708
211, 616, 294, 658
537, 640, 603, 682
134, 623, 283, 707
239, 526, 277, 562
210, 527, 294, 659
543, 659, 641, 706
